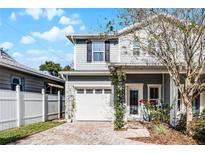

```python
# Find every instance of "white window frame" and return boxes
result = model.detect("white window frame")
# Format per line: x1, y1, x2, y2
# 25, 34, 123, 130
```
176, 84, 184, 112
132, 39, 140, 56
92, 41, 105, 62
11, 76, 22, 85
147, 84, 161, 105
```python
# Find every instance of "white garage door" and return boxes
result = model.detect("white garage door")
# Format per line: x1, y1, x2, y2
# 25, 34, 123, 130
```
75, 88, 113, 121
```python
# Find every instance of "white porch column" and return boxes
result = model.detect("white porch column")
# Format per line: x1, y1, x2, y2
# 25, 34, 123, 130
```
200, 92, 205, 113
16, 85, 22, 127
169, 78, 178, 126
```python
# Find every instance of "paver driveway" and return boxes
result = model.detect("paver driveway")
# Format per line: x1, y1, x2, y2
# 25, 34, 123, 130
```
11, 122, 148, 145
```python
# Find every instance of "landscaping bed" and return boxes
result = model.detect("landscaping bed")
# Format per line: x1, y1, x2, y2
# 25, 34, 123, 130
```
0, 121, 64, 145
128, 122, 197, 145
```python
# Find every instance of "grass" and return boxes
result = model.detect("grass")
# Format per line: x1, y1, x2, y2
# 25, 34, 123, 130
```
0, 121, 64, 145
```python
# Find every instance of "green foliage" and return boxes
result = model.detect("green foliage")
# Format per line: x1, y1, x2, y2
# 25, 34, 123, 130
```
63, 65, 72, 71
175, 114, 187, 133
110, 67, 126, 129
154, 124, 167, 135
40, 61, 62, 77
175, 111, 205, 144
0, 121, 64, 145
142, 100, 171, 125
190, 110, 205, 144
190, 119, 205, 144
70, 95, 76, 122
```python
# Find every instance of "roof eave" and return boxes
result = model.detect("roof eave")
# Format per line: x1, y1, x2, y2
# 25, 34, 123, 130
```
0, 62, 64, 83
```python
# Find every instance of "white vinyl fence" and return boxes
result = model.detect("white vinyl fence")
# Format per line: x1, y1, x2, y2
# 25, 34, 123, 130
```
0, 85, 65, 131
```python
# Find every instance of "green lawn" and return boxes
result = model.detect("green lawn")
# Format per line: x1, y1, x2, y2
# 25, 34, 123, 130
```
0, 121, 64, 145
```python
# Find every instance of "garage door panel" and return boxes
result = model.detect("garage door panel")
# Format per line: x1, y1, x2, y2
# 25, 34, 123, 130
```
75, 89, 113, 121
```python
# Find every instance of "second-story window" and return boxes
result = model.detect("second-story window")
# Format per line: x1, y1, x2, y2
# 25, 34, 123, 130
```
92, 41, 105, 62
133, 38, 140, 56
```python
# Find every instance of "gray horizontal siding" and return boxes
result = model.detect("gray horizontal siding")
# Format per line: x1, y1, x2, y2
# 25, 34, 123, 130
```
68, 76, 110, 81
75, 39, 119, 70
67, 76, 112, 96
164, 74, 170, 104
126, 74, 163, 99
0, 66, 64, 93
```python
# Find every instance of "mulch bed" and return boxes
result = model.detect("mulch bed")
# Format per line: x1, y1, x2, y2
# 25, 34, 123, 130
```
128, 122, 197, 145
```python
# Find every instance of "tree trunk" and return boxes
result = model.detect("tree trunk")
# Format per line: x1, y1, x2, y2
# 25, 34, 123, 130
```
186, 102, 193, 135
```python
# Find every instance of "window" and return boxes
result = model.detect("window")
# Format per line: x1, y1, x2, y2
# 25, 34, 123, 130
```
77, 89, 84, 94
148, 39, 155, 54
11, 76, 23, 91
104, 89, 112, 94
148, 85, 161, 106
92, 41, 104, 62
193, 93, 200, 114
86, 89, 93, 94
133, 39, 140, 56
95, 89, 102, 94
177, 90, 181, 111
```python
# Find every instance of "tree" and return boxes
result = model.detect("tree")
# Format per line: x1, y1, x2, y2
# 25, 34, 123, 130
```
111, 9, 205, 133
63, 65, 72, 71
39, 61, 62, 77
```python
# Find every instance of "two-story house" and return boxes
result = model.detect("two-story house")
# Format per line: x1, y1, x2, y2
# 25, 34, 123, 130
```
60, 17, 205, 124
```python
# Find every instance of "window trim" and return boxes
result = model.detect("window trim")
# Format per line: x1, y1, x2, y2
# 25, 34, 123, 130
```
76, 89, 84, 94
86, 89, 93, 94
92, 41, 105, 62
104, 89, 112, 94
132, 39, 140, 56
176, 84, 184, 112
147, 84, 161, 105
11, 75, 23, 91
11, 76, 22, 85
95, 89, 103, 94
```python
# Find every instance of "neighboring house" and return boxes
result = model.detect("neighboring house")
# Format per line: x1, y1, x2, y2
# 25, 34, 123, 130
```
60, 19, 205, 124
0, 49, 64, 94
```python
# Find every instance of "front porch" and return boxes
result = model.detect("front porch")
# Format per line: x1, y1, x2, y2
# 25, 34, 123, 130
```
111, 64, 205, 125
122, 73, 170, 121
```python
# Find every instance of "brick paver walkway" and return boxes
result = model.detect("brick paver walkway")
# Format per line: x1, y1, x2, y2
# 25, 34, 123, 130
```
10, 122, 148, 145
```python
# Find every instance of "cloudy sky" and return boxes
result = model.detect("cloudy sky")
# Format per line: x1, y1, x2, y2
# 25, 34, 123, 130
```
0, 8, 119, 69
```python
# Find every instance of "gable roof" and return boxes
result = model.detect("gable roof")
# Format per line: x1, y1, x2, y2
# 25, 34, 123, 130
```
0, 49, 64, 83
66, 13, 180, 44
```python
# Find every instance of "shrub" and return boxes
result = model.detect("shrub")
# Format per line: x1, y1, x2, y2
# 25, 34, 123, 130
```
141, 100, 171, 125
190, 113, 205, 144
175, 113, 187, 133
154, 124, 167, 135
190, 119, 205, 144
175, 111, 205, 144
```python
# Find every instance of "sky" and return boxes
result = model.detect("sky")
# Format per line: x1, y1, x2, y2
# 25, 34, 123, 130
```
0, 8, 120, 69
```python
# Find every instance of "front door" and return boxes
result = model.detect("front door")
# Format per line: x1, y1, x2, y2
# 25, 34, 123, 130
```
125, 84, 143, 120
130, 90, 138, 114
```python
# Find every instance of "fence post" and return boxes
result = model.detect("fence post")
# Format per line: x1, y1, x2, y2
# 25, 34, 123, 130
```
42, 89, 46, 122
58, 90, 61, 119
16, 85, 22, 127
